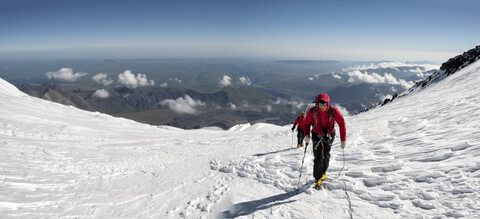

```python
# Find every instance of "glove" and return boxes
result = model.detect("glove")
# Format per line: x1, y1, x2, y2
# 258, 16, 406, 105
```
291, 127, 294, 131
341, 141, 346, 149
305, 135, 310, 144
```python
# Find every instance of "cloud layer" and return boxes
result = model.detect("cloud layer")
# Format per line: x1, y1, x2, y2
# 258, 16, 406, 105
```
341, 62, 439, 89
347, 70, 413, 88
45, 68, 88, 82
118, 70, 154, 88
160, 95, 205, 114
343, 61, 439, 72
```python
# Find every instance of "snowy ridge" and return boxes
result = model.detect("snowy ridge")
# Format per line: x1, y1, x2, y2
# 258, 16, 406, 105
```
0, 78, 27, 97
228, 123, 285, 132
404, 45, 480, 96
228, 123, 252, 132
1, 57, 480, 218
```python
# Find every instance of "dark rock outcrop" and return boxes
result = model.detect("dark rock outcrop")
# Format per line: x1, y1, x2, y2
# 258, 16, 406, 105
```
407, 45, 480, 93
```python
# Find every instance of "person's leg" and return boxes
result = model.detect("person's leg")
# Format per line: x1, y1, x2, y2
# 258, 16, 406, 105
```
320, 132, 335, 178
320, 141, 331, 176
297, 130, 302, 145
299, 128, 305, 145
312, 132, 323, 181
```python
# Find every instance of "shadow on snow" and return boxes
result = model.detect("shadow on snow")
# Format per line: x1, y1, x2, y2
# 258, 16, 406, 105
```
219, 190, 302, 217
252, 147, 297, 157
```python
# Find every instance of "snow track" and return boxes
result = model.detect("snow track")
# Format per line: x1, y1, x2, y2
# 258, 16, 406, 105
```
1, 60, 480, 218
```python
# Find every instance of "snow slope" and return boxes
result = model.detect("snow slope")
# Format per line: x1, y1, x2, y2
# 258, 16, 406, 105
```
1, 61, 480, 218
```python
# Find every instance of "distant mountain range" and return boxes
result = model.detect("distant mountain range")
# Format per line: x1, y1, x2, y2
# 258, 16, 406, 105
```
11, 58, 439, 129
17, 81, 406, 129
17, 83, 294, 129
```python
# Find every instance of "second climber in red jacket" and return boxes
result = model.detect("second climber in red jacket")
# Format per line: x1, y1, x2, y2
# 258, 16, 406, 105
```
291, 111, 306, 148
303, 93, 346, 189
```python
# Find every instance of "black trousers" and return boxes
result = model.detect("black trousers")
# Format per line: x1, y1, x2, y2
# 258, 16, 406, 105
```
312, 131, 335, 181
297, 128, 305, 145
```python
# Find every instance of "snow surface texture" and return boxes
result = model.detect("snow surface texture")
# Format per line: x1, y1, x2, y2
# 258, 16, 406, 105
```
1, 61, 480, 218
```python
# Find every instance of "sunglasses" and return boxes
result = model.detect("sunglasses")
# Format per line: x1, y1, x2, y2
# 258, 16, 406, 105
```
318, 101, 327, 107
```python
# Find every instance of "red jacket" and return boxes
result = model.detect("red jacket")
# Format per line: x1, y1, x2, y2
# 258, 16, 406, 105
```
293, 115, 306, 130
303, 94, 346, 142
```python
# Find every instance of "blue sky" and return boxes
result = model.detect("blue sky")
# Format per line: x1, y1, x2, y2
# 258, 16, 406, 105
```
1, 0, 479, 62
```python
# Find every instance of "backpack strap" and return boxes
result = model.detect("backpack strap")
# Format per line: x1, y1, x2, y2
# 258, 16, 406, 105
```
313, 106, 336, 129
329, 106, 335, 122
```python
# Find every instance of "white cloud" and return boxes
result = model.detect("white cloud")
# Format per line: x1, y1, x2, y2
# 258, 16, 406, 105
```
273, 98, 305, 109
160, 82, 168, 87
405, 67, 423, 73
416, 71, 434, 79
308, 73, 322, 81
228, 103, 237, 110
92, 73, 113, 86
347, 70, 414, 89
332, 72, 342, 79
266, 105, 272, 112
92, 89, 109, 98
160, 95, 205, 114
390, 86, 397, 93
239, 76, 251, 86
136, 73, 154, 86
218, 75, 232, 87
168, 78, 182, 83
118, 70, 154, 88
118, 70, 138, 88
45, 68, 88, 82
343, 61, 439, 72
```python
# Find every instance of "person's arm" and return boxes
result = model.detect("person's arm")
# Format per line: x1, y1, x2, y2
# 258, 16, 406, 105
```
333, 107, 346, 142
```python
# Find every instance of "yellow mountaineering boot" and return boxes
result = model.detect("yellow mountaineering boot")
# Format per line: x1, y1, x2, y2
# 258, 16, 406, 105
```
314, 179, 322, 190
314, 174, 326, 190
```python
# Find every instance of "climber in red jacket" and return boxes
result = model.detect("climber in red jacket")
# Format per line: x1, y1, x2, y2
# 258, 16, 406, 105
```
291, 111, 306, 148
303, 93, 346, 189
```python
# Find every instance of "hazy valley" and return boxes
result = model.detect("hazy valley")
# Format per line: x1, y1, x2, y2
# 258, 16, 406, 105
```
3, 59, 437, 129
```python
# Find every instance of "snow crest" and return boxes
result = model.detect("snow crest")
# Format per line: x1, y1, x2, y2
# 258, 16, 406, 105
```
0, 77, 27, 97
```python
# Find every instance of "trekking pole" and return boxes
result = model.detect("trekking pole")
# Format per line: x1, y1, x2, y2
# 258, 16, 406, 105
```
296, 142, 309, 192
